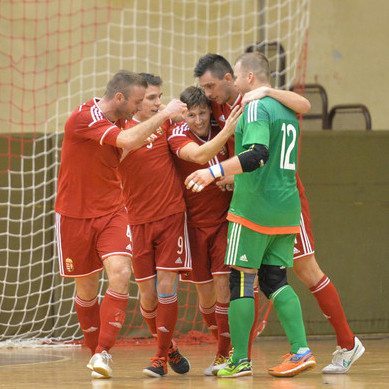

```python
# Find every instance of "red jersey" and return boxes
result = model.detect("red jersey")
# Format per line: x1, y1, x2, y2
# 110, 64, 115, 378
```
55, 98, 125, 219
167, 122, 232, 228
211, 94, 242, 129
119, 119, 185, 225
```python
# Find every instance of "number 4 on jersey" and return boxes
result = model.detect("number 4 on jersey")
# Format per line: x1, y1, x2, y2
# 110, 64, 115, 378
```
280, 123, 297, 170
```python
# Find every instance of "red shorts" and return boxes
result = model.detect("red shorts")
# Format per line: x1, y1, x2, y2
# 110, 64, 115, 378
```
294, 179, 315, 260
181, 221, 230, 284
130, 212, 192, 282
55, 208, 132, 277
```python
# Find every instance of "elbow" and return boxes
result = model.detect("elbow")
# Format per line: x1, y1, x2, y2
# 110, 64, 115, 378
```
300, 99, 311, 115
192, 152, 210, 165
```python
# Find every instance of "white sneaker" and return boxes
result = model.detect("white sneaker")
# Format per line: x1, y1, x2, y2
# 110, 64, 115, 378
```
322, 337, 365, 374
91, 371, 109, 379
87, 351, 113, 378
203, 355, 229, 376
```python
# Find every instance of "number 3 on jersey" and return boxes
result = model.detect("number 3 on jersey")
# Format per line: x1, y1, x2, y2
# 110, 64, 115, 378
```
280, 123, 297, 170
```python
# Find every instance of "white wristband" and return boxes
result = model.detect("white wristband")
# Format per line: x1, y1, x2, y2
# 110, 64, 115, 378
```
209, 163, 224, 178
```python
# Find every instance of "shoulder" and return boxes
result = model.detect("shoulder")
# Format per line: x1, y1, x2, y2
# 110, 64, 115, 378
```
167, 121, 190, 139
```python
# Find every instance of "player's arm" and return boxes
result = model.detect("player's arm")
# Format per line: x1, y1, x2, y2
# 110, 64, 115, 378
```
178, 105, 242, 164
242, 86, 311, 114
185, 143, 268, 192
116, 99, 186, 150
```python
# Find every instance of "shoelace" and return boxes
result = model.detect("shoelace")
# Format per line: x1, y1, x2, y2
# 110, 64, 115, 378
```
214, 355, 227, 365
150, 357, 166, 367
168, 350, 182, 364
333, 346, 347, 356
101, 352, 113, 364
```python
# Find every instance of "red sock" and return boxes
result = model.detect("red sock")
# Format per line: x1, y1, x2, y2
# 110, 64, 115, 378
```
310, 275, 355, 349
199, 304, 219, 341
215, 302, 231, 357
248, 287, 260, 359
95, 289, 128, 353
140, 305, 157, 337
74, 296, 100, 355
156, 294, 178, 358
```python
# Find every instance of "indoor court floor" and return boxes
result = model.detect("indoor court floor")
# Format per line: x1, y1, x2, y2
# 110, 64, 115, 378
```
0, 337, 388, 389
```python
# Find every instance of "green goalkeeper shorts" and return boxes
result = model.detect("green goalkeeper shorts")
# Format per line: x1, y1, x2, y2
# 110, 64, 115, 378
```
224, 221, 295, 269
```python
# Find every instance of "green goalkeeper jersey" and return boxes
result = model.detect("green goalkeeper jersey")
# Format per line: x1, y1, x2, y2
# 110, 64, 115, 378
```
227, 96, 301, 234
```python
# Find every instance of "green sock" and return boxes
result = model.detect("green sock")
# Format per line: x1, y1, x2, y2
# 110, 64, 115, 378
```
271, 285, 308, 354
228, 297, 254, 363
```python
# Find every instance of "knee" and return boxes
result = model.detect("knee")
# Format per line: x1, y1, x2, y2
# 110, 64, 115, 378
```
157, 272, 178, 295
258, 265, 288, 299
229, 268, 255, 301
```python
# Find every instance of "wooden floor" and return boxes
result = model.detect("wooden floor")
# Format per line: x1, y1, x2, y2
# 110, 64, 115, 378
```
0, 337, 388, 388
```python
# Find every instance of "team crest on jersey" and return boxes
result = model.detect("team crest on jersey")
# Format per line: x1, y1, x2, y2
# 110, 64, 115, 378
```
65, 258, 74, 272
219, 115, 226, 123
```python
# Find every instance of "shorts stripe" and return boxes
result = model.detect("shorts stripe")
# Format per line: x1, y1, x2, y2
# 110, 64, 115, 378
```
183, 213, 192, 269
300, 213, 313, 254
240, 271, 244, 297
55, 213, 65, 276
227, 223, 242, 266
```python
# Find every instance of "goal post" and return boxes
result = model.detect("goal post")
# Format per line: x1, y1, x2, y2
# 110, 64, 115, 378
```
0, 0, 310, 346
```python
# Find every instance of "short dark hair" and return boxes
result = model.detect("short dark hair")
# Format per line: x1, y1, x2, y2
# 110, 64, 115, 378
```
105, 70, 147, 99
139, 73, 163, 87
180, 86, 210, 110
235, 52, 271, 82
194, 53, 234, 79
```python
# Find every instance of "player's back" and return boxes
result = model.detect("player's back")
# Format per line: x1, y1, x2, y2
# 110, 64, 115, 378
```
229, 97, 300, 231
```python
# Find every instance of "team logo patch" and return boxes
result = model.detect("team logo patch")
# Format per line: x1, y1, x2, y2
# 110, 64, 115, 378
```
65, 258, 74, 272
219, 114, 226, 123
293, 247, 300, 254
175, 257, 183, 264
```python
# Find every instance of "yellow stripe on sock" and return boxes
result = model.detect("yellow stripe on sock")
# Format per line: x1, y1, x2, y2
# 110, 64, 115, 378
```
240, 271, 244, 297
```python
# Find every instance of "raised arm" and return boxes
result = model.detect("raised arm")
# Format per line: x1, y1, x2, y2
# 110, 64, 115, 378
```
242, 86, 311, 114
116, 99, 187, 150
178, 105, 242, 164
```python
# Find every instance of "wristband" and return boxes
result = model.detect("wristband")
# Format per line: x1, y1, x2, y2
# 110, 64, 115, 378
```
209, 163, 224, 178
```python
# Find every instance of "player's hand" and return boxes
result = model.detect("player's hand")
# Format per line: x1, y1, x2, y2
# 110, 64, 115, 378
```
241, 86, 270, 106
164, 99, 187, 119
223, 105, 242, 136
185, 168, 215, 192
216, 175, 234, 191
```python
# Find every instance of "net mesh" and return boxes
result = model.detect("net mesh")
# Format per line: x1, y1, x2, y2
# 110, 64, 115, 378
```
0, 0, 310, 346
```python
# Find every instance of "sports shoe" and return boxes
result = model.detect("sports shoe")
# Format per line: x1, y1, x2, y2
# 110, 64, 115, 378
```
203, 354, 228, 376
143, 356, 168, 378
87, 350, 113, 378
91, 371, 109, 379
322, 337, 365, 374
217, 357, 253, 378
268, 349, 316, 377
167, 340, 190, 374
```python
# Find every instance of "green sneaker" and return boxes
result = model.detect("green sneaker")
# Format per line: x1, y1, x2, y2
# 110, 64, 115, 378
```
217, 357, 253, 378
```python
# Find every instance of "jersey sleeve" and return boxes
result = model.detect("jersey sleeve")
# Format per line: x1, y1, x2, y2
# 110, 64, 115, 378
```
166, 122, 194, 156
242, 100, 270, 149
73, 111, 122, 147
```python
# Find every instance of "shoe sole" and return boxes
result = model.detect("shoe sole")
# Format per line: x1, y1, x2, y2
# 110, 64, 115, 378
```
268, 360, 317, 377
218, 370, 253, 378
91, 371, 110, 379
92, 365, 112, 378
142, 368, 165, 378
322, 344, 365, 374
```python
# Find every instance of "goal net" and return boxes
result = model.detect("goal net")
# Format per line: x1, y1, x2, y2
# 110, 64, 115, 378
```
0, 0, 310, 346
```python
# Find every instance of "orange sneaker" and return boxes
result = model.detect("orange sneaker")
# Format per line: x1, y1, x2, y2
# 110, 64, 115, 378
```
268, 349, 316, 377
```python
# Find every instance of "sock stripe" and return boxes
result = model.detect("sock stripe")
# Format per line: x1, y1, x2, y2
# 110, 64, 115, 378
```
199, 304, 216, 314
158, 294, 178, 304
311, 277, 330, 294
75, 295, 98, 307
140, 306, 157, 319
215, 306, 229, 315
106, 289, 129, 300
271, 284, 290, 300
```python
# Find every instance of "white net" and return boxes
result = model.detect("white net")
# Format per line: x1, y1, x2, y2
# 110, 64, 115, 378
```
0, 0, 310, 346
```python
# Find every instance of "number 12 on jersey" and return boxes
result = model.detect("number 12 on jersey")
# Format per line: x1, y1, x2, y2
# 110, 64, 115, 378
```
280, 123, 297, 170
